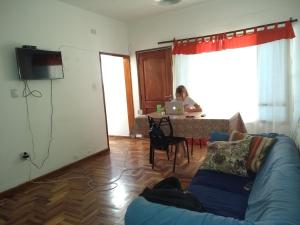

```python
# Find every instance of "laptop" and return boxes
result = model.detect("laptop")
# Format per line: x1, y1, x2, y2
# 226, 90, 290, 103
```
165, 101, 185, 115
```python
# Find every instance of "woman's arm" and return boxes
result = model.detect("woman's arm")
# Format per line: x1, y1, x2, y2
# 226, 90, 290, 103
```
186, 104, 202, 112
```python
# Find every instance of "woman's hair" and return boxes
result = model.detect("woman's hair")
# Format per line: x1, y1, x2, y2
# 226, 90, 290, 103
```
176, 85, 188, 97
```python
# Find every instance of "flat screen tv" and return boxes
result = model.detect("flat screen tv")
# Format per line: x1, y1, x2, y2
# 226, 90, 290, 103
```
16, 48, 64, 80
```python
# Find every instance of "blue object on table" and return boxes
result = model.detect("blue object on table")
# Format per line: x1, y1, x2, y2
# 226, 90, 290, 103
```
209, 131, 230, 142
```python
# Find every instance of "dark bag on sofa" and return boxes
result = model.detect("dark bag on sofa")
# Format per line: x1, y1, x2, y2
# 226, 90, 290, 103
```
140, 177, 205, 212
153, 176, 182, 190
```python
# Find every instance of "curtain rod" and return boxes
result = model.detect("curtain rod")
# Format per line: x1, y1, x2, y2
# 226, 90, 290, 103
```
158, 18, 298, 45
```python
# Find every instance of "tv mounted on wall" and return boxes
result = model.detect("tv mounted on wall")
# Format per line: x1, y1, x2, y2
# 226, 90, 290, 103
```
16, 47, 64, 80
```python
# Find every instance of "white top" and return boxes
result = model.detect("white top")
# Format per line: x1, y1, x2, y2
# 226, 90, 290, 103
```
183, 96, 197, 109
171, 96, 197, 110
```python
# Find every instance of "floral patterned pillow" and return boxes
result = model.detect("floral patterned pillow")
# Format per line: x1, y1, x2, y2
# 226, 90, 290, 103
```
201, 136, 252, 177
229, 130, 276, 173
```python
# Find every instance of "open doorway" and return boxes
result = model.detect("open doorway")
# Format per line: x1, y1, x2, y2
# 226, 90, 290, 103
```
100, 53, 134, 137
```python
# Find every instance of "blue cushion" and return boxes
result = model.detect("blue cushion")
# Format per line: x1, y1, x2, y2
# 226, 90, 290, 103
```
190, 170, 252, 196
188, 170, 252, 219
189, 185, 249, 219
209, 131, 230, 142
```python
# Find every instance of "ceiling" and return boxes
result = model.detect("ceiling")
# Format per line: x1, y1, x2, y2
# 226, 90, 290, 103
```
59, 0, 210, 22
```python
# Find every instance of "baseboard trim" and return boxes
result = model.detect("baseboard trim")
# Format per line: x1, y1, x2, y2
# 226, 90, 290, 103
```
109, 135, 130, 138
0, 148, 109, 198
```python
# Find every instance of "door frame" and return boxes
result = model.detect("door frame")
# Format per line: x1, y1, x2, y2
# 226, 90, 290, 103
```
99, 52, 135, 143
136, 46, 173, 113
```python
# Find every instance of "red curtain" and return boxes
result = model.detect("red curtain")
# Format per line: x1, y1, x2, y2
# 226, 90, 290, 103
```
172, 21, 295, 55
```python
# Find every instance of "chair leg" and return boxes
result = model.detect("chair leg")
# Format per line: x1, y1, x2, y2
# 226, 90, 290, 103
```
152, 148, 155, 169
182, 142, 186, 157
191, 138, 194, 156
173, 144, 178, 172
169, 145, 173, 153
149, 145, 153, 164
150, 146, 155, 169
166, 148, 170, 160
184, 140, 190, 163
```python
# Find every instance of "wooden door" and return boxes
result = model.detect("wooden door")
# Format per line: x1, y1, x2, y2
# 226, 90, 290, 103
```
123, 57, 135, 134
137, 47, 173, 114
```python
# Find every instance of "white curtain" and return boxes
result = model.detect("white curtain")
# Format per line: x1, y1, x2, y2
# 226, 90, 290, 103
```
255, 40, 291, 134
173, 39, 298, 136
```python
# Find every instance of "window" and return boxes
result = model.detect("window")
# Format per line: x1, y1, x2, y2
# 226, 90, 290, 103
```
173, 40, 292, 134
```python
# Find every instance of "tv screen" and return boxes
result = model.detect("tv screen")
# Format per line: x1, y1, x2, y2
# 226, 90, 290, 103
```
16, 48, 64, 80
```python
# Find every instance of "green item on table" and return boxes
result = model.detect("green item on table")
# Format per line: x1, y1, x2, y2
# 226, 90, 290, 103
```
156, 104, 161, 112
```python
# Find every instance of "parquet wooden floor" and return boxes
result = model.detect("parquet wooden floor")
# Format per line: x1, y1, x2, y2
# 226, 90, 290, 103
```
0, 137, 206, 225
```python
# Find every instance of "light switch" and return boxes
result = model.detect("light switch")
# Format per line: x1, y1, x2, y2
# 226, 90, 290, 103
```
10, 89, 18, 98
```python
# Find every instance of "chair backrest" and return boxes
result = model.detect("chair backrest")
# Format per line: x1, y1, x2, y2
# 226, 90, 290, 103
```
148, 116, 174, 136
148, 116, 173, 150
158, 117, 174, 137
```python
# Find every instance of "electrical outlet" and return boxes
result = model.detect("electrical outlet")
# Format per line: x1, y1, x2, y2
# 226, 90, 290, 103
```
20, 152, 30, 160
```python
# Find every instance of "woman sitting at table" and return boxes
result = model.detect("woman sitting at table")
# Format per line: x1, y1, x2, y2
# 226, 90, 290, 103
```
175, 85, 202, 113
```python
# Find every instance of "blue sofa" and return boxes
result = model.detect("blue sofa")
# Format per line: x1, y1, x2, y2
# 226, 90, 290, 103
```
125, 135, 300, 225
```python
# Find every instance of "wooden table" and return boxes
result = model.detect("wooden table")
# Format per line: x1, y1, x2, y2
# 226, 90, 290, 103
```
134, 112, 247, 139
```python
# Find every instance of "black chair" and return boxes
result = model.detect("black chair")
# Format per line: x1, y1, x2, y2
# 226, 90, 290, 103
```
148, 116, 189, 172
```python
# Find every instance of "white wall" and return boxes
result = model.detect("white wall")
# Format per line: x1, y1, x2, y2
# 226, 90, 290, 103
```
0, 0, 128, 192
128, 0, 300, 116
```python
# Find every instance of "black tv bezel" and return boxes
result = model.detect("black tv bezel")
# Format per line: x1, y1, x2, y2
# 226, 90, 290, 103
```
15, 47, 64, 80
